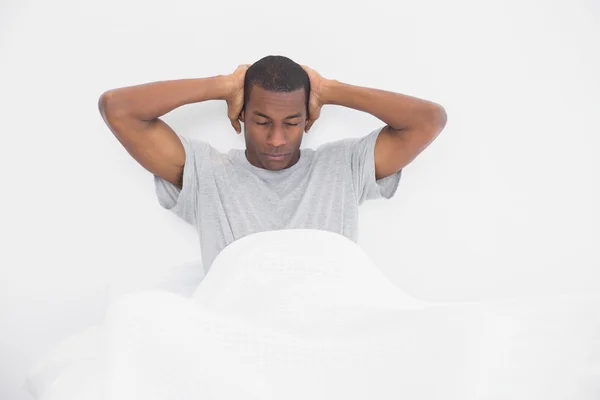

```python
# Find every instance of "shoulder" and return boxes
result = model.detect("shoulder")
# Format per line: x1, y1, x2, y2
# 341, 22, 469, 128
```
178, 135, 211, 158
181, 136, 233, 166
315, 127, 385, 157
313, 137, 354, 159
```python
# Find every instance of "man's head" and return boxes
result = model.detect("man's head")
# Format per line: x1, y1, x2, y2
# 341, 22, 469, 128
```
239, 55, 310, 171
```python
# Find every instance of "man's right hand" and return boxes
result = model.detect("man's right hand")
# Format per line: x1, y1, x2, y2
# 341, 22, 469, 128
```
226, 64, 251, 134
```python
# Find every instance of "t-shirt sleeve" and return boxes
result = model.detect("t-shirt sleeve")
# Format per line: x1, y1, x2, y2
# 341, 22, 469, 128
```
153, 134, 209, 226
349, 126, 403, 205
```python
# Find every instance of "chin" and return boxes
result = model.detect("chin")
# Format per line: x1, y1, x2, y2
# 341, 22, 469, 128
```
262, 161, 289, 171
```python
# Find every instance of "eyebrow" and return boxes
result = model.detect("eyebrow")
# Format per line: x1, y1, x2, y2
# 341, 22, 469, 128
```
252, 111, 302, 120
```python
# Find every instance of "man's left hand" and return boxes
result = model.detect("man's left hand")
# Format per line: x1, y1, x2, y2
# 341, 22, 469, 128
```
301, 64, 329, 133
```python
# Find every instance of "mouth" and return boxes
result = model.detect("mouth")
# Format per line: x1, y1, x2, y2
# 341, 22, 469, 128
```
264, 153, 289, 160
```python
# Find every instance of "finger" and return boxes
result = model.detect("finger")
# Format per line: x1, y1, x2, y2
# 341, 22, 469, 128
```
231, 120, 240, 134
312, 108, 321, 121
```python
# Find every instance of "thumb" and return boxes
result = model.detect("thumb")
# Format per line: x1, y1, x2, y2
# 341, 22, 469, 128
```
231, 120, 240, 134
305, 120, 312, 133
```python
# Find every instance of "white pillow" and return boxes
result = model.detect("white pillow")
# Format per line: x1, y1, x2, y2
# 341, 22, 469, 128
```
23, 261, 205, 400
151, 260, 205, 298
38, 359, 105, 400
22, 325, 103, 400
105, 260, 205, 306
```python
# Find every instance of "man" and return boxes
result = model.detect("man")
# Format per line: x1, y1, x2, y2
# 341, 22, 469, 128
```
98, 55, 447, 272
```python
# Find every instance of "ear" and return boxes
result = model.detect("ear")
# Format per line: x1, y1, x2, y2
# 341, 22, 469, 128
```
239, 108, 245, 123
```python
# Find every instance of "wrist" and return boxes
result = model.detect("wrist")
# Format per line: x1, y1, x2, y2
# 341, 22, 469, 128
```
320, 79, 340, 105
216, 74, 236, 101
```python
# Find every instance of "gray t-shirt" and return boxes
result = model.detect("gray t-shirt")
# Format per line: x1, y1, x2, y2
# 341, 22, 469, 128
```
154, 126, 402, 273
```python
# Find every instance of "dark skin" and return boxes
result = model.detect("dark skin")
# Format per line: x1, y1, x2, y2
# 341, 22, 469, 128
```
225, 63, 447, 180
100, 63, 445, 193
239, 85, 307, 171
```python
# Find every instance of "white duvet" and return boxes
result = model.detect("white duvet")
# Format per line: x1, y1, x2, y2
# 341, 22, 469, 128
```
25, 229, 600, 400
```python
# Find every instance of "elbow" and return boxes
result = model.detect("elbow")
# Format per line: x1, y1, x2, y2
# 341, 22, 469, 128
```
417, 102, 447, 137
429, 104, 447, 135
437, 105, 448, 130
98, 90, 113, 120
98, 90, 125, 121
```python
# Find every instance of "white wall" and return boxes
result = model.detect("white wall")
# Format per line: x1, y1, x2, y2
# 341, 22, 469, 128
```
1, 0, 599, 398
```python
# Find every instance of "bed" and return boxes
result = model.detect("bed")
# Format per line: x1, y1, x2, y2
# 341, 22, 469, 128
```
23, 229, 600, 400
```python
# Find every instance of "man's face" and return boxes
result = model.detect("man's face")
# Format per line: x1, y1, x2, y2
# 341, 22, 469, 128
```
240, 85, 307, 171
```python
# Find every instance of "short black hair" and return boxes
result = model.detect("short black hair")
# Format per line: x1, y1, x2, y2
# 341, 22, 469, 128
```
244, 55, 310, 114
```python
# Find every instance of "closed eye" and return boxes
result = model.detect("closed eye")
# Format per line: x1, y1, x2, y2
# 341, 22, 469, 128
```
257, 122, 298, 126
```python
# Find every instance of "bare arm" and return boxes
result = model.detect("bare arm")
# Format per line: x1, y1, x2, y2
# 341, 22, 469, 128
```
98, 75, 232, 189
320, 79, 446, 180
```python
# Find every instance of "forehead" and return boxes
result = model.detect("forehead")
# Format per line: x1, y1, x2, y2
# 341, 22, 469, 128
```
248, 86, 305, 116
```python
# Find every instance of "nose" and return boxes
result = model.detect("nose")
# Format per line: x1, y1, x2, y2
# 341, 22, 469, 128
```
266, 128, 287, 147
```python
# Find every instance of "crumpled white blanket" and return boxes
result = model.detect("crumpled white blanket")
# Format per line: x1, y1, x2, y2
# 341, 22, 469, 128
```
96, 229, 600, 400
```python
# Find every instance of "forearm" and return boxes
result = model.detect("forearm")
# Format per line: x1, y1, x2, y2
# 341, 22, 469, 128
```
100, 75, 232, 121
321, 79, 445, 131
